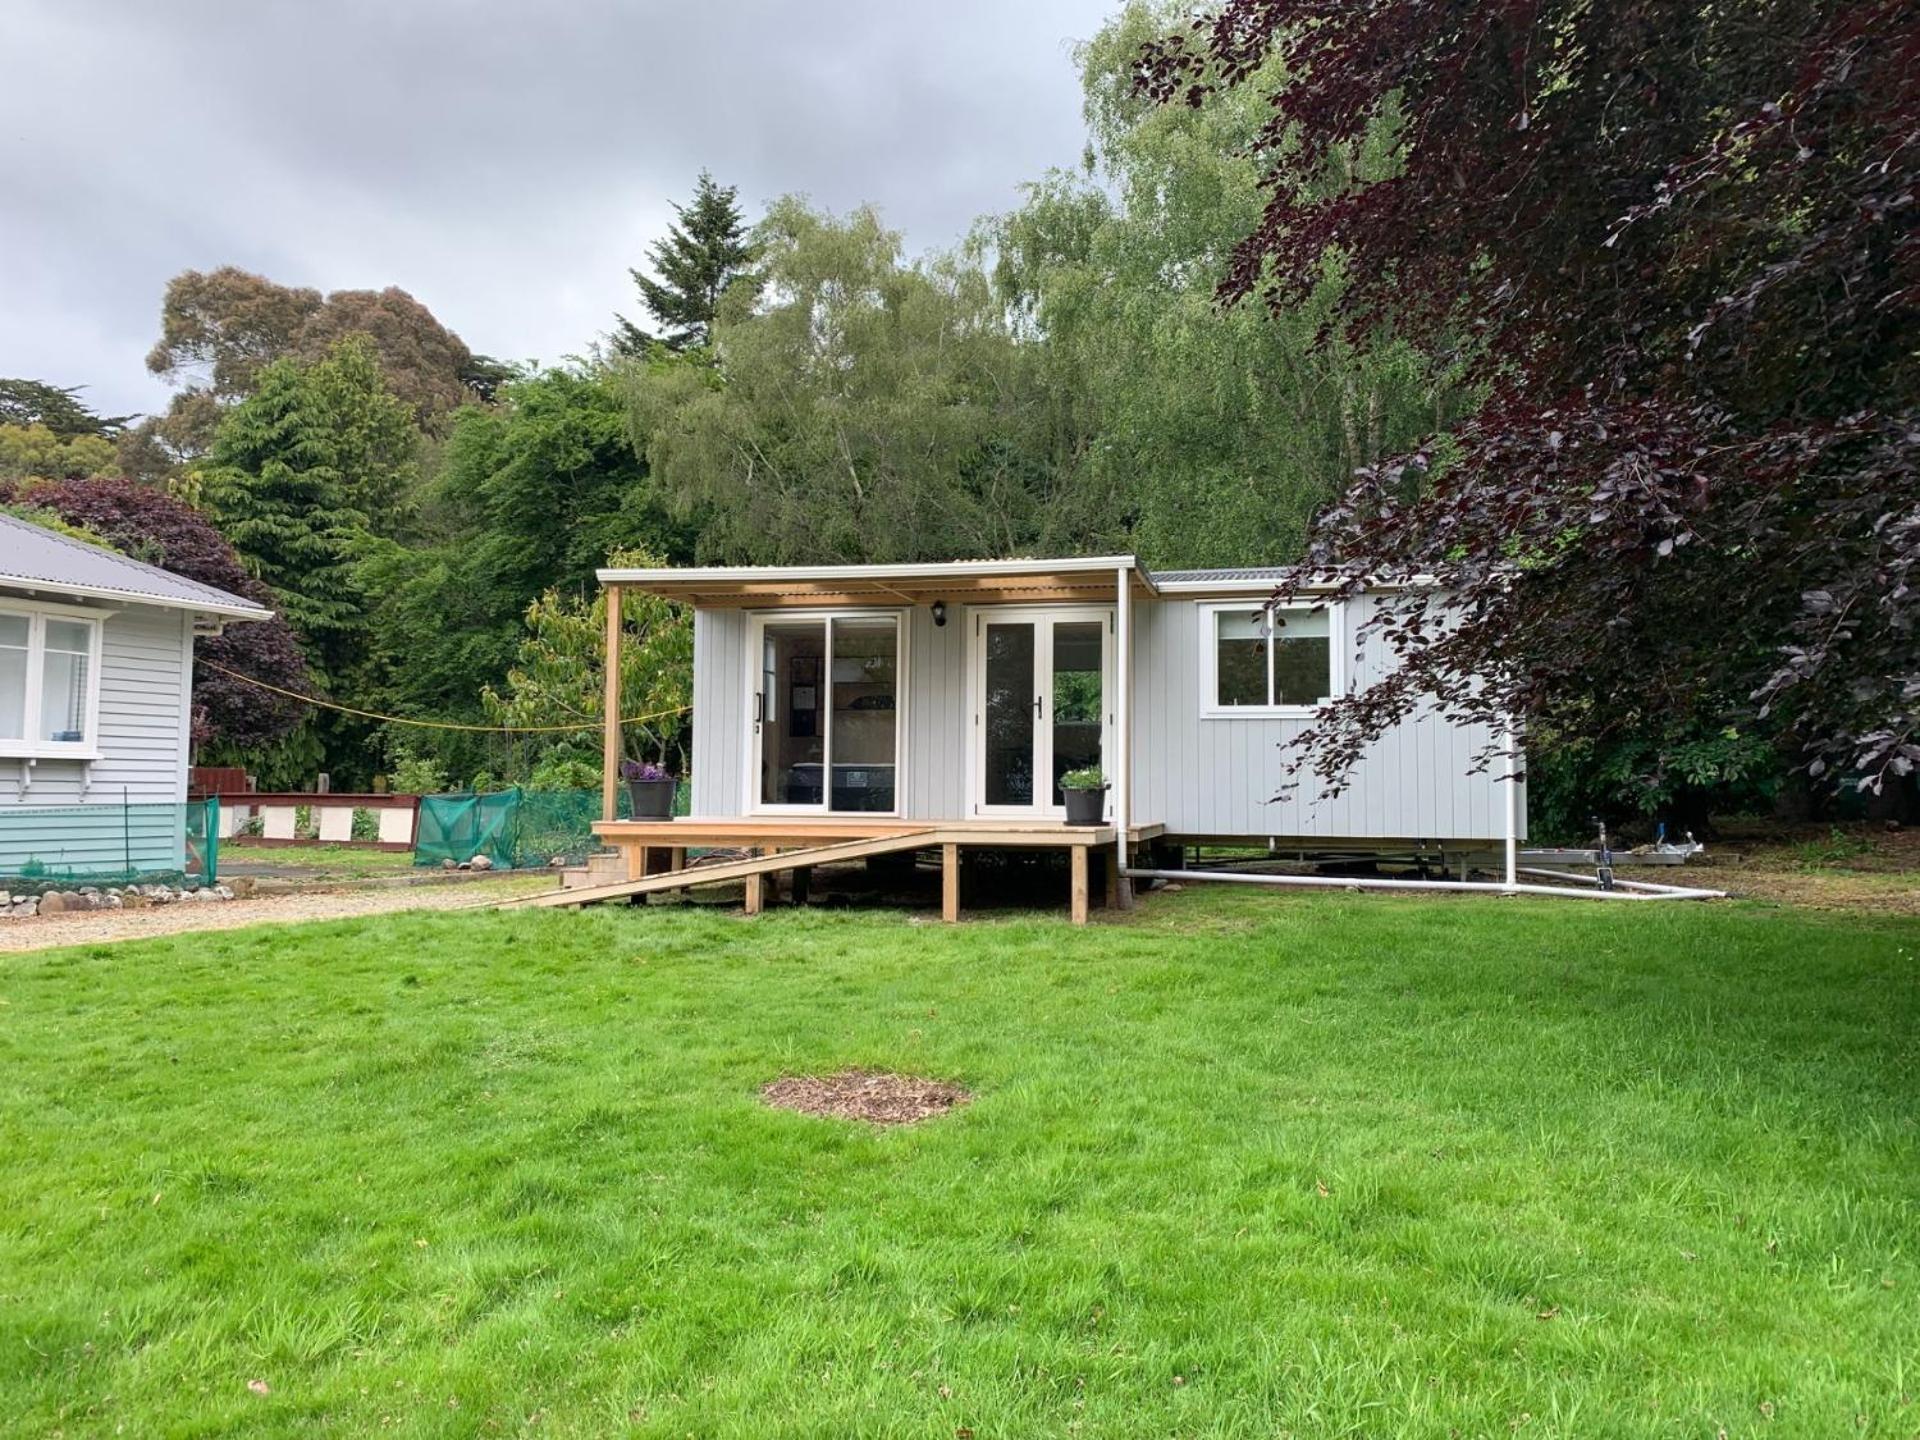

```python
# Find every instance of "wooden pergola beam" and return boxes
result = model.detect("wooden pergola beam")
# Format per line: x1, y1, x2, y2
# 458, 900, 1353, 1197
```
602, 582, 622, 824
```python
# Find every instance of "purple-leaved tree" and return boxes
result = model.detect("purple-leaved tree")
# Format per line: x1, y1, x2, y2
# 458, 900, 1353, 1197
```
1141, 0, 1919, 806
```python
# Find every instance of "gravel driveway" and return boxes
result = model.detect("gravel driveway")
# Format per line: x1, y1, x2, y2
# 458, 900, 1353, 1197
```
0, 874, 552, 953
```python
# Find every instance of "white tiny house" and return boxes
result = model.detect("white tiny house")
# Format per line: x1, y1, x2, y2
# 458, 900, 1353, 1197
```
571, 556, 1525, 922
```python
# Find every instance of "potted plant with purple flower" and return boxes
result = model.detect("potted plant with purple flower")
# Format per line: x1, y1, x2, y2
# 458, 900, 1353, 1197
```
621, 758, 677, 819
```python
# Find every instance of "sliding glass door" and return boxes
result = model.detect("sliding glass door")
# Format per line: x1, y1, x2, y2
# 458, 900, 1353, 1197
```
753, 613, 900, 813
973, 607, 1112, 818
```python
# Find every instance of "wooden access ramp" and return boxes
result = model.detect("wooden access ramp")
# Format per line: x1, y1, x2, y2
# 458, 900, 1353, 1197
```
496, 821, 1131, 924
497, 828, 940, 912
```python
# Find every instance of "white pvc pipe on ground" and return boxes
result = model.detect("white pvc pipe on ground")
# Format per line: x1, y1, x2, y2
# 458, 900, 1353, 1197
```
1122, 866, 1724, 902
1516, 865, 1725, 898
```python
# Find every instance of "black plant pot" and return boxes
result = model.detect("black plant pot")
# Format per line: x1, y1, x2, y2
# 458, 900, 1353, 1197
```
626, 778, 676, 820
1062, 785, 1109, 826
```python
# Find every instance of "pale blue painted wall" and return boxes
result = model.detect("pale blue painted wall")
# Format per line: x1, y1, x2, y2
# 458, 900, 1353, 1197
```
0, 603, 193, 875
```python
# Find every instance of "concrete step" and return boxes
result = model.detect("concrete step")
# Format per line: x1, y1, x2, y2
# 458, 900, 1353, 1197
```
560, 850, 626, 890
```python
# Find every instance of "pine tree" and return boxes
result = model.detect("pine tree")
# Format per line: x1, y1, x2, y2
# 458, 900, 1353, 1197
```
202, 336, 417, 673
614, 171, 756, 353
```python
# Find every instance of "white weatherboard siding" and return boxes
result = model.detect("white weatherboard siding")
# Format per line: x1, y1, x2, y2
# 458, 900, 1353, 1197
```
690, 593, 1522, 842
0, 605, 192, 872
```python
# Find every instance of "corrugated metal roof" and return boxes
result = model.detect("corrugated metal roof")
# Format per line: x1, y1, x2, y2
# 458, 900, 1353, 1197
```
0, 512, 272, 618
1148, 566, 1303, 583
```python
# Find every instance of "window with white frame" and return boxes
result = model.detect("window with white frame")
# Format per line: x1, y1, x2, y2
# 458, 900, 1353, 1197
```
1202, 601, 1338, 714
0, 604, 104, 754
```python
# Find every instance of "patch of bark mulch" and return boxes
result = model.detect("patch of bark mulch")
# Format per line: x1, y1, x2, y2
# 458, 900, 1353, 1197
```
761, 1069, 971, 1126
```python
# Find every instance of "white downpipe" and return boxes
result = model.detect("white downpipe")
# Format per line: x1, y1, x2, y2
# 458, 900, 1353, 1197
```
1114, 563, 1132, 900
1121, 865, 1723, 902
1502, 714, 1521, 891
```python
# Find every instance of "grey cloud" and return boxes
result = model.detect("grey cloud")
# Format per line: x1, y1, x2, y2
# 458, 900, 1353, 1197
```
0, 0, 1113, 417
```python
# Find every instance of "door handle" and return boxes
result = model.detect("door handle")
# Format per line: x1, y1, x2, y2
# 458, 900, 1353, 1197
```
1033, 694, 1044, 721
754, 692, 764, 733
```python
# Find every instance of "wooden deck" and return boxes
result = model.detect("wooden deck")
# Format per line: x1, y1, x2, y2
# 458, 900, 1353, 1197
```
516, 816, 1165, 924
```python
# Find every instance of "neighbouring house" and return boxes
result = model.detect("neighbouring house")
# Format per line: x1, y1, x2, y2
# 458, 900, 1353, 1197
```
0, 512, 271, 878
554, 556, 1524, 924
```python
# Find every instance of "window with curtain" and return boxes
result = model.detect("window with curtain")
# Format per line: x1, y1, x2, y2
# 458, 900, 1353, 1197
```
0, 607, 101, 753
40, 619, 93, 743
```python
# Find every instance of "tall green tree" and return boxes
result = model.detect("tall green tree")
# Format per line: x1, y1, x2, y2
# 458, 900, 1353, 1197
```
0, 379, 131, 438
613, 171, 756, 353
989, 1, 1456, 567
142, 266, 501, 463
629, 197, 1068, 562
360, 365, 692, 781
203, 335, 418, 685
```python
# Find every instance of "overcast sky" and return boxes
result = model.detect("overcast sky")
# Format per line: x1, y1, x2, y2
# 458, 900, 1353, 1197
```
1, 0, 1116, 420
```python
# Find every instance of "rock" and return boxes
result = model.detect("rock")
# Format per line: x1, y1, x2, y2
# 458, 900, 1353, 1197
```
121, 892, 149, 909
228, 876, 256, 898
442, 858, 458, 871
11, 898, 37, 917
214, 885, 235, 900
104, 893, 123, 909
38, 892, 67, 915
469, 854, 493, 871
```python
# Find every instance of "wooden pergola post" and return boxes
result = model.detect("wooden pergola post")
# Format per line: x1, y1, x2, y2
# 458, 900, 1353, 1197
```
602, 582, 623, 824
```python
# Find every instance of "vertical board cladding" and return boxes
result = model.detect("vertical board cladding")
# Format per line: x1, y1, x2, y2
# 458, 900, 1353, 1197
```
685, 591, 1524, 840
0, 604, 191, 872
904, 603, 966, 820
690, 607, 750, 817
1132, 594, 1523, 842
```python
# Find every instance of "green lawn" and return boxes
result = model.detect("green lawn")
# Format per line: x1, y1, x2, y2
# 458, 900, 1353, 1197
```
2, 890, 1915, 1438
221, 841, 424, 879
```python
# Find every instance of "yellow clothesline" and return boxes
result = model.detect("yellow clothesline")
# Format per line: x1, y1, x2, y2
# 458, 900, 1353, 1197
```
199, 661, 689, 735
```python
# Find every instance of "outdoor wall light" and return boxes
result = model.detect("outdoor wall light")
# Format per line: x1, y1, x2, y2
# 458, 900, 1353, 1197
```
931, 600, 947, 627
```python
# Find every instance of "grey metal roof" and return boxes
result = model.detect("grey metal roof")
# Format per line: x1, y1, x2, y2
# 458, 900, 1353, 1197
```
1148, 566, 1304, 583
0, 512, 272, 619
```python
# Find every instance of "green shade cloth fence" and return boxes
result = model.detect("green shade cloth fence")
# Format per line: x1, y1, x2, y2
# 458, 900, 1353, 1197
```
415, 785, 688, 871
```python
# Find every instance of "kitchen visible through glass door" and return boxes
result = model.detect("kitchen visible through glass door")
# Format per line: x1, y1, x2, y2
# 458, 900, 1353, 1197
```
755, 614, 900, 812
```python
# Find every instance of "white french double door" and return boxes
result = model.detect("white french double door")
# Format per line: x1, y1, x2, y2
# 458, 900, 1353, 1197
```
970, 606, 1113, 819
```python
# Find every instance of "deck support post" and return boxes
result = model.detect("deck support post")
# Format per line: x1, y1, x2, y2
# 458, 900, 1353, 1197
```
1113, 564, 1135, 909
942, 842, 960, 923
743, 848, 765, 915
790, 866, 811, 906
601, 583, 623, 824
1070, 844, 1090, 925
